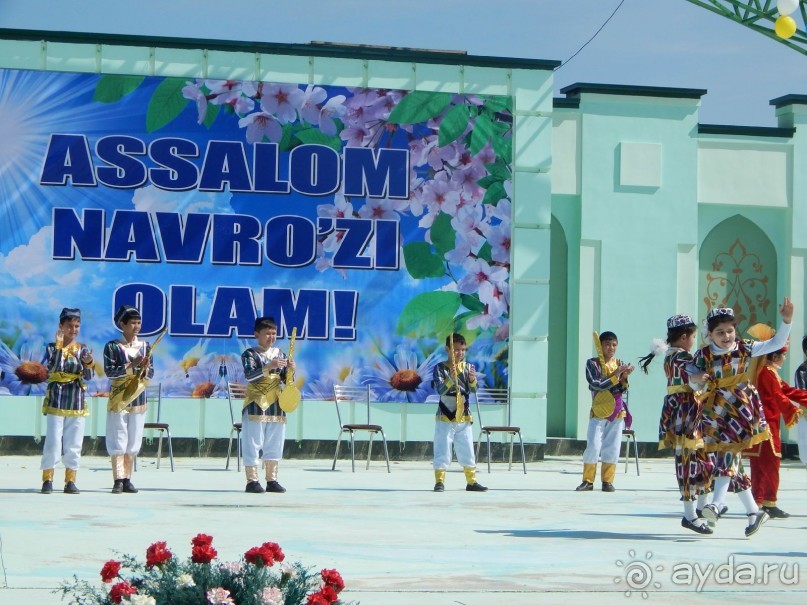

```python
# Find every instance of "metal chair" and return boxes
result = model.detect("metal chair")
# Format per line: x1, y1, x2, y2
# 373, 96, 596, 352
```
332, 384, 390, 472
622, 429, 640, 475
474, 387, 527, 474
141, 383, 174, 471
226, 382, 245, 471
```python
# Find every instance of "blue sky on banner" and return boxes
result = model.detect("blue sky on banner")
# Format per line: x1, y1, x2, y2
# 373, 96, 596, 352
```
0, 70, 512, 400
2, 0, 807, 127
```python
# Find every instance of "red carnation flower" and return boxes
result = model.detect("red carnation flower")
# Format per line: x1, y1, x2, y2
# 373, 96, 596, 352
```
261, 542, 285, 563
109, 581, 137, 604
244, 546, 274, 567
319, 584, 339, 603
100, 560, 121, 583
321, 568, 344, 593
191, 543, 218, 564
306, 592, 330, 605
191, 533, 214, 548
145, 541, 173, 568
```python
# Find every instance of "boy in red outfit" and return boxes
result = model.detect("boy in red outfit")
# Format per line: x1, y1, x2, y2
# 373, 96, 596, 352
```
747, 343, 806, 518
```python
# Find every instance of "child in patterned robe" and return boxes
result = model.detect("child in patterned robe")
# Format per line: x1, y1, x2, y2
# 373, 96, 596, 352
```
640, 314, 713, 534
691, 299, 793, 537
40, 308, 94, 494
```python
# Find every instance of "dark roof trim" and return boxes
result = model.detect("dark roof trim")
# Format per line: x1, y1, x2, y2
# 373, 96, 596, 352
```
698, 123, 795, 138
769, 94, 807, 109
560, 82, 707, 100
553, 97, 580, 109
0, 28, 561, 71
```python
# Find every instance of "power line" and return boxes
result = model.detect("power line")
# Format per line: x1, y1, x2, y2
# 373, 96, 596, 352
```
557, 0, 627, 70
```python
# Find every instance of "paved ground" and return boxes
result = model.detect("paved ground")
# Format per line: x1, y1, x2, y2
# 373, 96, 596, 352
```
1, 453, 806, 604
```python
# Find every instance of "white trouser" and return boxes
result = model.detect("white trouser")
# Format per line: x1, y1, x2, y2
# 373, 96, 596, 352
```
105, 411, 146, 456
241, 418, 286, 467
582, 417, 625, 465
798, 416, 807, 465
40, 415, 85, 470
433, 421, 476, 469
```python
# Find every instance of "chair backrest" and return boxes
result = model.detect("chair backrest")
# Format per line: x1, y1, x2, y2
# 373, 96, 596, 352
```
473, 387, 511, 427
227, 382, 247, 425
332, 384, 371, 427
145, 383, 162, 422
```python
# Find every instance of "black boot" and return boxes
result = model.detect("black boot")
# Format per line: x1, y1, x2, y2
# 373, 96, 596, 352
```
64, 481, 80, 495
266, 480, 287, 493
122, 478, 138, 493
41, 480, 53, 494
111, 480, 124, 494
245, 481, 265, 493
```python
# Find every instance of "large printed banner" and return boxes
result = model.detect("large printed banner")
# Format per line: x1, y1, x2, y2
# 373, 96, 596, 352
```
0, 68, 512, 399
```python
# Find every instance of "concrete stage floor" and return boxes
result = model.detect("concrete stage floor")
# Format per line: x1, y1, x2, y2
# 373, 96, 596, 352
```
1, 454, 806, 604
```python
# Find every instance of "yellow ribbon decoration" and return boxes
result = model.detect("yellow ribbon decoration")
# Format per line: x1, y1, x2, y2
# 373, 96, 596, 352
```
245, 374, 282, 411
42, 371, 86, 415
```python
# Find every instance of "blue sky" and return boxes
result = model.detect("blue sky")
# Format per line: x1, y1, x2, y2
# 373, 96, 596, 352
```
0, 0, 805, 126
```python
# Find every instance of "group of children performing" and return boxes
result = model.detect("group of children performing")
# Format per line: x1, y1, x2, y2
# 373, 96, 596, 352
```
38, 307, 487, 496
579, 297, 807, 538
40, 300, 807, 527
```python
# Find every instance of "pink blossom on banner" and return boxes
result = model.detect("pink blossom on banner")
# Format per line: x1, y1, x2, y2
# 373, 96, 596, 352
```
317, 193, 354, 219
319, 95, 347, 136
238, 112, 282, 144
484, 197, 511, 224
181, 80, 208, 124
475, 142, 497, 165
205, 80, 257, 114
298, 85, 328, 125
340, 124, 372, 147
357, 198, 399, 220
451, 204, 486, 252
260, 84, 304, 124
457, 258, 508, 295
482, 221, 511, 264
443, 232, 472, 265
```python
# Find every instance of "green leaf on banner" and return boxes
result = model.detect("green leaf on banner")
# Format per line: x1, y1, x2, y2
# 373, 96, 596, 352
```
491, 134, 512, 162
430, 212, 456, 256
93, 75, 145, 103
485, 161, 511, 180
146, 78, 190, 133
202, 103, 220, 129
295, 127, 343, 152
482, 95, 511, 114
387, 91, 452, 125
438, 104, 470, 147
470, 113, 495, 155
461, 294, 486, 313
476, 174, 501, 190
477, 241, 493, 262
403, 242, 445, 279
482, 181, 506, 205
278, 123, 296, 151
396, 291, 462, 337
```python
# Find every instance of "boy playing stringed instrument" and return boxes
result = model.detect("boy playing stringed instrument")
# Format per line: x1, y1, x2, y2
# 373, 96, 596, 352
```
431, 333, 487, 493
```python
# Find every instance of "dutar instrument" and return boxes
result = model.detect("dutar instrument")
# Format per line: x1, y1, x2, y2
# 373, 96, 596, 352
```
278, 327, 301, 413
447, 339, 465, 422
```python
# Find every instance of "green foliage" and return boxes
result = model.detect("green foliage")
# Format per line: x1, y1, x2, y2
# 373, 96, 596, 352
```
387, 91, 452, 124
295, 127, 343, 152
396, 291, 462, 339
429, 212, 456, 257
146, 78, 190, 133
93, 75, 145, 104
403, 242, 445, 279
437, 103, 471, 147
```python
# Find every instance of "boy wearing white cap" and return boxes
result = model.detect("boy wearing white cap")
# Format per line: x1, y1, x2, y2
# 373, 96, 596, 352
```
40, 308, 94, 494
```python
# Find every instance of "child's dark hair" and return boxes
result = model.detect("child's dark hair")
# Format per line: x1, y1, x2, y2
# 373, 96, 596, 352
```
706, 314, 737, 333
254, 316, 277, 332
638, 325, 697, 374
445, 333, 466, 347
802, 335, 807, 355
599, 331, 618, 343
765, 349, 787, 362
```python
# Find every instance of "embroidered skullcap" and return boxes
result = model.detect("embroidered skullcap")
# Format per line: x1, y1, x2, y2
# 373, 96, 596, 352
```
254, 316, 276, 332
59, 308, 81, 322
666, 314, 694, 330
706, 307, 734, 321
114, 305, 141, 326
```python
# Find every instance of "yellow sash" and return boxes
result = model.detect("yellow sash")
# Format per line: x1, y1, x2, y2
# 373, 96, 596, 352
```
667, 384, 693, 395
245, 374, 282, 411
42, 372, 85, 414
108, 375, 147, 413
696, 372, 747, 407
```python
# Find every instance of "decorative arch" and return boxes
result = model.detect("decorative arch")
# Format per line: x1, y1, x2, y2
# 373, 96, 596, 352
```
699, 214, 776, 336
